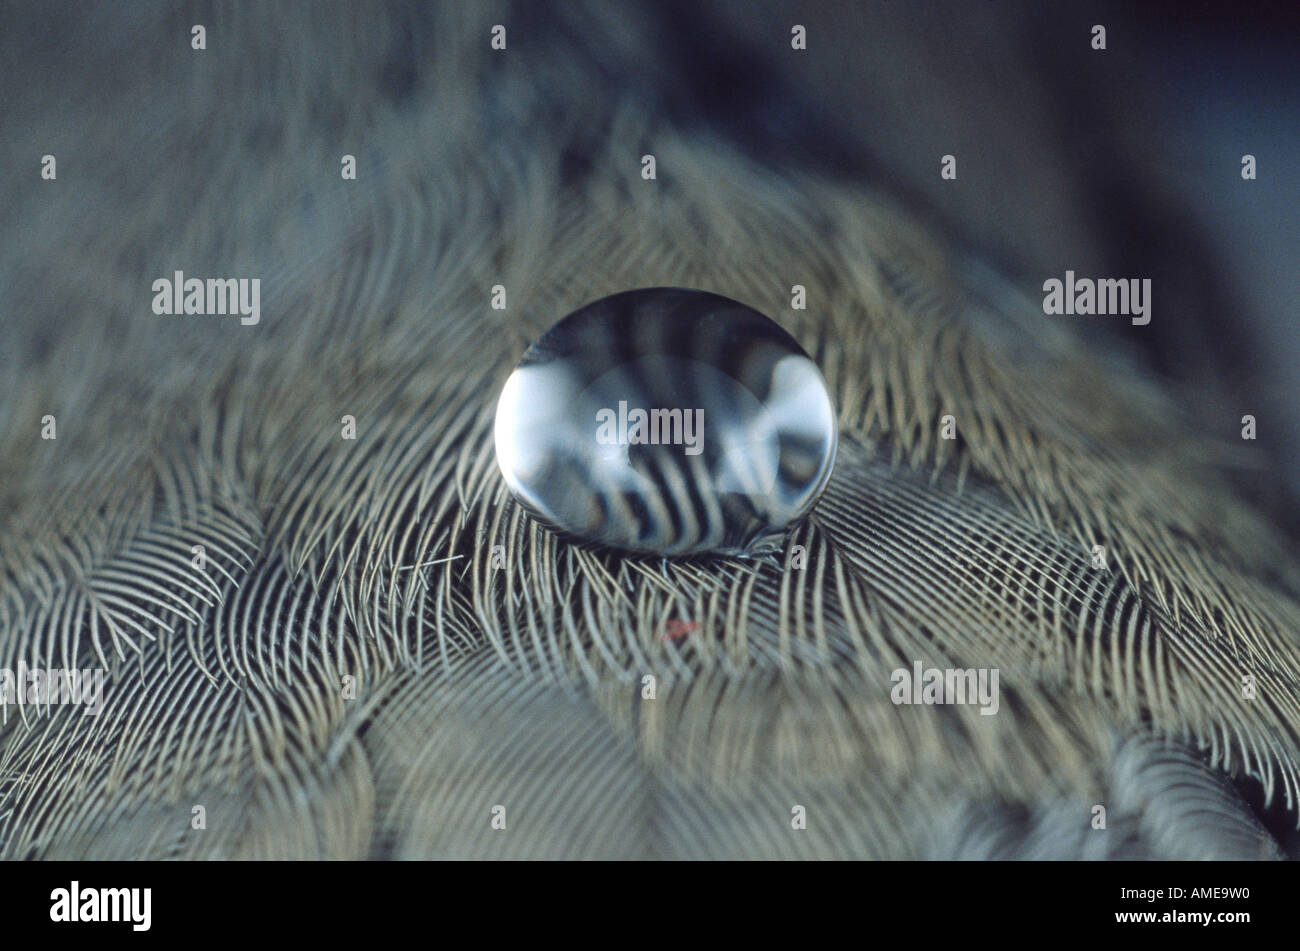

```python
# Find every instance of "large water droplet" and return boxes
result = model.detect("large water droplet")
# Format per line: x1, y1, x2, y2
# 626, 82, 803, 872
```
494, 288, 837, 557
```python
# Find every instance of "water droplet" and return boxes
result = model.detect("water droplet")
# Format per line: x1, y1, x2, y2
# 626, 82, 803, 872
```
494, 288, 837, 557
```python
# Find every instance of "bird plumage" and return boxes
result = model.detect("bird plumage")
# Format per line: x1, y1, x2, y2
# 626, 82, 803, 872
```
0, 1, 1296, 859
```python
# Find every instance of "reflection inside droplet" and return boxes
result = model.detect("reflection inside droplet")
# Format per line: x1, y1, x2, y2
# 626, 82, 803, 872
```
494, 287, 837, 556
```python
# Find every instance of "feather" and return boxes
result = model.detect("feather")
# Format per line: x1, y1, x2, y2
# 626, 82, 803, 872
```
1, 1, 1297, 859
